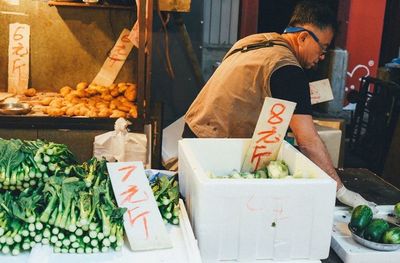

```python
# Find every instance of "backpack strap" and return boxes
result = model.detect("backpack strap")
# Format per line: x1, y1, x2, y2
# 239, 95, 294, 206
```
223, 39, 291, 61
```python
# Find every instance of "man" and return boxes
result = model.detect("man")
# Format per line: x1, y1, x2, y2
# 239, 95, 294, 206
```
183, 1, 376, 211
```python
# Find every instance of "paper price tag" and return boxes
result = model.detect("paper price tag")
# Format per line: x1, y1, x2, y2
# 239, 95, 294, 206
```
241, 98, 296, 172
92, 29, 134, 87
310, 78, 334, 105
8, 23, 30, 94
107, 161, 172, 251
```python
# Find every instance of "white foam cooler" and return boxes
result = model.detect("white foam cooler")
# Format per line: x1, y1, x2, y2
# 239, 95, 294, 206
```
178, 139, 337, 262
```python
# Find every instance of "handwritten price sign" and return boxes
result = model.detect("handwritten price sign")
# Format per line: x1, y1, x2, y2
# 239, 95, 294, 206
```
8, 23, 30, 94
310, 78, 334, 105
241, 98, 296, 172
92, 28, 134, 87
107, 161, 172, 251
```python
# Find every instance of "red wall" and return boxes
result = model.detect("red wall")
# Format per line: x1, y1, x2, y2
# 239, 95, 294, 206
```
344, 0, 386, 93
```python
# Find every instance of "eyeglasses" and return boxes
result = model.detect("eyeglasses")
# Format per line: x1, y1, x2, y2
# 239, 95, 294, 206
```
283, 27, 328, 55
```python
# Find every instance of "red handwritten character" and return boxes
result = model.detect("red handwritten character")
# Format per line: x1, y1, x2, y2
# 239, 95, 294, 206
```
121, 34, 131, 43
268, 103, 286, 125
256, 126, 281, 144
251, 145, 272, 170
108, 53, 120, 66
127, 207, 150, 239
108, 48, 122, 66
120, 185, 149, 205
13, 26, 25, 41
108, 44, 129, 66
12, 42, 28, 57
114, 44, 128, 56
118, 165, 136, 182
272, 205, 289, 221
12, 59, 26, 75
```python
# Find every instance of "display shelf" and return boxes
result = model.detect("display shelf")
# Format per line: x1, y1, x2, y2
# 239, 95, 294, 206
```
48, 1, 134, 10
0, 115, 142, 130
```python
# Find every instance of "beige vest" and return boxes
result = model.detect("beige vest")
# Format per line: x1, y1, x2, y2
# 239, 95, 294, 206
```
185, 33, 301, 138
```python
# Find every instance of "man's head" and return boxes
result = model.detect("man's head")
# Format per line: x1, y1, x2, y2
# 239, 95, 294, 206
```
284, 1, 337, 69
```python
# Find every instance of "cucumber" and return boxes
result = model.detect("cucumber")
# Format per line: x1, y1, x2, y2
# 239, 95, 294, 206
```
394, 202, 400, 217
350, 205, 373, 233
363, 219, 389, 242
382, 227, 400, 244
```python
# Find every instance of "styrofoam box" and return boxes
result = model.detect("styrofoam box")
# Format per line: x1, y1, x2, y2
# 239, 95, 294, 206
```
178, 139, 337, 262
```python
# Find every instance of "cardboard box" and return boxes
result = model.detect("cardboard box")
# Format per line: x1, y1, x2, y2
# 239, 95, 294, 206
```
313, 118, 346, 168
179, 139, 337, 262
314, 124, 342, 168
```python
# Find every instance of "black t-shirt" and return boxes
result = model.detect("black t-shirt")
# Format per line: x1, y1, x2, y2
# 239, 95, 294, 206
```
270, 65, 312, 115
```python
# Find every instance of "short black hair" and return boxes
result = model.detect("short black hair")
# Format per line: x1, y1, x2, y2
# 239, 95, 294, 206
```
288, 0, 337, 32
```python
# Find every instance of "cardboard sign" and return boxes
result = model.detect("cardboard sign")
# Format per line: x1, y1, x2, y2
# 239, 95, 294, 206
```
8, 23, 30, 94
92, 29, 134, 87
107, 161, 172, 251
241, 98, 296, 172
310, 78, 334, 105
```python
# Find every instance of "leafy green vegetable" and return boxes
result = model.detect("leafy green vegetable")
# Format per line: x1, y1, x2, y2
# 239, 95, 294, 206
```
149, 172, 180, 225
267, 160, 289, 179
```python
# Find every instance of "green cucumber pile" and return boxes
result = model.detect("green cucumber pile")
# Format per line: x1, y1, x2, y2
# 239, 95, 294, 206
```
349, 204, 400, 244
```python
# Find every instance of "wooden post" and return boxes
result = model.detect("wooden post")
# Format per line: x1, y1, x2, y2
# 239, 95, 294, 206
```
239, 0, 259, 38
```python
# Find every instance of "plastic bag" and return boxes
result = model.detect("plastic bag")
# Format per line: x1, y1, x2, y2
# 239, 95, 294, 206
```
93, 118, 147, 164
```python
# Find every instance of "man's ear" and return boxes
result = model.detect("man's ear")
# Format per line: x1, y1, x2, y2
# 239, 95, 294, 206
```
297, 32, 308, 46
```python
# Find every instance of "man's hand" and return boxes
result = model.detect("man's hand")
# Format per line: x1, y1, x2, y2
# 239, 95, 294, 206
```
336, 185, 378, 213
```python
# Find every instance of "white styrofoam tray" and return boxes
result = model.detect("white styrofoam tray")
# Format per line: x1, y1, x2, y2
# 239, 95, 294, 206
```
331, 205, 400, 263
179, 139, 337, 262
1, 199, 201, 263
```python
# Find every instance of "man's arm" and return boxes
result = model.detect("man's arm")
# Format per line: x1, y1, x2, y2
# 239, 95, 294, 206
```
270, 66, 377, 210
290, 114, 343, 189
290, 114, 377, 212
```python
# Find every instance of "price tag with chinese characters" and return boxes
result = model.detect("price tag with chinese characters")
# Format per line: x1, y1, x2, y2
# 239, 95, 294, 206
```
241, 97, 296, 172
107, 161, 172, 251
310, 78, 334, 105
92, 28, 134, 87
8, 23, 30, 94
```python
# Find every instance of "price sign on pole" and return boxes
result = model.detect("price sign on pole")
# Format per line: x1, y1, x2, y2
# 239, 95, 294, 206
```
8, 23, 30, 94
241, 97, 296, 172
107, 161, 172, 251
92, 29, 134, 87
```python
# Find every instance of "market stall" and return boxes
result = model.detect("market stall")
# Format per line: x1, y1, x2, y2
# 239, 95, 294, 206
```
0, 0, 204, 261
1, 1, 399, 263
0, 0, 162, 166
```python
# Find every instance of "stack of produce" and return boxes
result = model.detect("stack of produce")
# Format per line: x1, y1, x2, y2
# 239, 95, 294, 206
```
0, 138, 181, 256
0, 157, 125, 255
0, 139, 76, 191
38, 82, 138, 118
150, 173, 180, 225
349, 204, 400, 244
209, 160, 314, 179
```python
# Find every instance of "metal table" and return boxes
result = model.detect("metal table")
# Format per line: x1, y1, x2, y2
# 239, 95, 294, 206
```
323, 168, 400, 263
